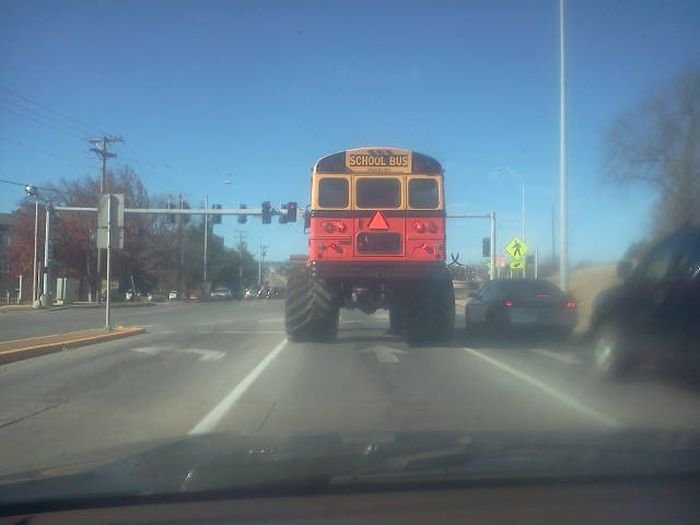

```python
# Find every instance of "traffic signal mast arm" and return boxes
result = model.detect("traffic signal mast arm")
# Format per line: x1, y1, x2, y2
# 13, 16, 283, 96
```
53, 202, 298, 222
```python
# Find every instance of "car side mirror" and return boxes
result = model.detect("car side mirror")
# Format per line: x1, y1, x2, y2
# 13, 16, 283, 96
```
617, 260, 634, 281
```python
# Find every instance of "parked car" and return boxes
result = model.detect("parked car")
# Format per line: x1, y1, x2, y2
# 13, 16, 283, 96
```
589, 225, 700, 380
210, 287, 233, 300
465, 279, 577, 338
244, 288, 256, 300
168, 290, 180, 301
147, 291, 165, 302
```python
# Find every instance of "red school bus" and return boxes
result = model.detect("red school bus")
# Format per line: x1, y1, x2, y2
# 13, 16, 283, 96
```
285, 147, 454, 344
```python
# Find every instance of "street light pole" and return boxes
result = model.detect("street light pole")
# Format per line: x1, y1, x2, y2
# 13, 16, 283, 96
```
559, 0, 569, 291
203, 194, 209, 284
32, 196, 39, 304
520, 181, 525, 243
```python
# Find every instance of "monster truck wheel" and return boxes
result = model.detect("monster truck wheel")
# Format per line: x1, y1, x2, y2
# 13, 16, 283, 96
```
285, 269, 339, 342
405, 273, 455, 344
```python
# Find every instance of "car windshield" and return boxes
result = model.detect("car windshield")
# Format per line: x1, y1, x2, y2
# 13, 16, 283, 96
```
1, 0, 699, 509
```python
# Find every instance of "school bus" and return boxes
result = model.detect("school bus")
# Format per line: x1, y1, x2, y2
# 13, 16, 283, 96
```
285, 147, 454, 343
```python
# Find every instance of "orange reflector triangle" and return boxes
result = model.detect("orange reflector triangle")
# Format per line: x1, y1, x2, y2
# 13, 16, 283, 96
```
368, 211, 389, 230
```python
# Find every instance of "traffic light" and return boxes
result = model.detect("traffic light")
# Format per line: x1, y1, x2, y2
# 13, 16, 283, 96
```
237, 203, 248, 224
286, 201, 297, 223
482, 237, 491, 257
212, 204, 222, 224
261, 201, 272, 224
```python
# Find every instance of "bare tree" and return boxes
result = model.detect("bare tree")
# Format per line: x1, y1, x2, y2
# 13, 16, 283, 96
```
604, 68, 700, 234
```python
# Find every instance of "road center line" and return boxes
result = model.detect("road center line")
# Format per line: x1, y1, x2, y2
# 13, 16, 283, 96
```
189, 338, 288, 435
462, 347, 620, 428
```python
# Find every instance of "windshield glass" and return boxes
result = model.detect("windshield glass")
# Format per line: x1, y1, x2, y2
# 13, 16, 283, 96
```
408, 179, 439, 209
318, 178, 349, 208
356, 178, 401, 208
1, 0, 699, 508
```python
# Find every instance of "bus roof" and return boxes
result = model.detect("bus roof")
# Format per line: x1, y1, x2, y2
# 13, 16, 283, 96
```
314, 147, 443, 175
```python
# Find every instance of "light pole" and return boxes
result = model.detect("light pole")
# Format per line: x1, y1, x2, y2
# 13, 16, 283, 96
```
203, 194, 209, 284
559, 0, 569, 292
24, 185, 40, 305
496, 166, 525, 243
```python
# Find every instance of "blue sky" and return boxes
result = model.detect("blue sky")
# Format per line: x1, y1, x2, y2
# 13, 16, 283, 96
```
1, 0, 698, 264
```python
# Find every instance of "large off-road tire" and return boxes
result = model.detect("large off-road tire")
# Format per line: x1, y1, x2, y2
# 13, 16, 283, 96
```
285, 269, 339, 342
405, 273, 455, 344
593, 323, 633, 380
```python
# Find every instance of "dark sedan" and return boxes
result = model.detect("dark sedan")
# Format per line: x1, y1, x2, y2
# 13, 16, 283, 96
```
465, 279, 578, 338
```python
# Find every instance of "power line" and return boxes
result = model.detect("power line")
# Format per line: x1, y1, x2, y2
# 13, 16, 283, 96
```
0, 95, 94, 138
0, 102, 87, 140
0, 85, 104, 136
0, 135, 88, 165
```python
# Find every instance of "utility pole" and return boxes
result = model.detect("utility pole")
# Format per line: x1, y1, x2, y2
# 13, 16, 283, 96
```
235, 230, 247, 286
89, 135, 122, 303
258, 238, 268, 288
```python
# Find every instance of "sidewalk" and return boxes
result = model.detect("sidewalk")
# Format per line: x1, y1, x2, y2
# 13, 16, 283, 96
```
0, 326, 145, 365
0, 302, 157, 313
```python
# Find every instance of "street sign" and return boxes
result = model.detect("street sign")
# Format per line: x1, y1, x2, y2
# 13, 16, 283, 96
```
505, 237, 528, 259
97, 194, 124, 249
509, 258, 526, 270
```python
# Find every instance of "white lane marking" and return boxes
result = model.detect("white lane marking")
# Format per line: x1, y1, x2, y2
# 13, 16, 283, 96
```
360, 345, 407, 364
257, 317, 283, 324
529, 348, 582, 365
185, 348, 226, 362
462, 347, 620, 428
130, 346, 225, 362
219, 330, 285, 335
131, 346, 161, 356
189, 338, 288, 435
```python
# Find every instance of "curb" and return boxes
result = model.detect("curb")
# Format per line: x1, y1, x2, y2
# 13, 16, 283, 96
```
0, 327, 146, 365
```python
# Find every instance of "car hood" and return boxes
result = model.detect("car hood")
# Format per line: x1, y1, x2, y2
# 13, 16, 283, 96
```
1, 430, 700, 509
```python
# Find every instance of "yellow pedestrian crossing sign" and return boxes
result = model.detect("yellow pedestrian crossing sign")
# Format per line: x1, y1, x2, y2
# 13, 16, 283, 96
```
509, 258, 526, 270
505, 237, 528, 259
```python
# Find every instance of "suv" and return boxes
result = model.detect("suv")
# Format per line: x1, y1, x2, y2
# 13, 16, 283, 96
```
590, 225, 700, 379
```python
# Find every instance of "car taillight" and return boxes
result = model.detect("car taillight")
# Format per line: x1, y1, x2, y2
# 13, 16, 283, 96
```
564, 300, 577, 309
427, 222, 438, 233
336, 222, 347, 233
323, 222, 335, 233
503, 298, 514, 307
412, 221, 426, 233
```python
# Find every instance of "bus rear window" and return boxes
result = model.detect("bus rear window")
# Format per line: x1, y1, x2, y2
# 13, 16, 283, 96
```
409, 179, 439, 209
318, 178, 349, 208
356, 178, 400, 209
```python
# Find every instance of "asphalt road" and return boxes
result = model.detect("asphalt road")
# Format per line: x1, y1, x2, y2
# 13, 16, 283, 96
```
1, 300, 700, 477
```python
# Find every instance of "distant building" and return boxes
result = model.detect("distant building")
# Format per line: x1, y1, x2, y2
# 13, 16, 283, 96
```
0, 213, 19, 301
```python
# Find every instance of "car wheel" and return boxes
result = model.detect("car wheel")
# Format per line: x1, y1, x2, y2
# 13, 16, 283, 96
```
593, 323, 633, 380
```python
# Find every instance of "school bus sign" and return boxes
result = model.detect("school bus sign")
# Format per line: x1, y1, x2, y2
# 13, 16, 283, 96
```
345, 148, 412, 173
